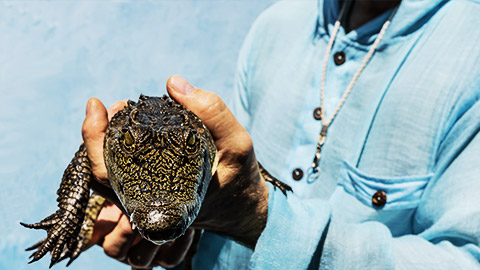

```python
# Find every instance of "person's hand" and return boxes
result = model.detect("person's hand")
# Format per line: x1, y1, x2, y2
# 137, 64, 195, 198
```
166, 75, 269, 248
81, 75, 269, 267
86, 200, 195, 268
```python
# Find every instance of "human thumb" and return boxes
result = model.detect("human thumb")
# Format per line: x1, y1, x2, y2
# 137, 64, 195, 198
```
166, 75, 250, 147
82, 98, 109, 182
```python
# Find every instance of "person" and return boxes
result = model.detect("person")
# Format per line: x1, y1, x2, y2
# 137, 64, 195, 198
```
81, 0, 480, 268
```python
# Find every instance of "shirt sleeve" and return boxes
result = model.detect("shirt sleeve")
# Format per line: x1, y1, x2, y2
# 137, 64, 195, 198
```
250, 84, 480, 269
228, 16, 255, 131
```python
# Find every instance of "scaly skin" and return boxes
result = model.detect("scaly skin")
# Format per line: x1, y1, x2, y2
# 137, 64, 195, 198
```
21, 144, 93, 267
21, 94, 291, 268
104, 95, 217, 244
67, 194, 106, 263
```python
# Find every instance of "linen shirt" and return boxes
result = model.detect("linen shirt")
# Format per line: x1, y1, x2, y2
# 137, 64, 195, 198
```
194, 0, 480, 269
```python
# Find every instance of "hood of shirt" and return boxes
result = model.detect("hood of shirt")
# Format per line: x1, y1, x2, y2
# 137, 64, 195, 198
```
318, 0, 448, 45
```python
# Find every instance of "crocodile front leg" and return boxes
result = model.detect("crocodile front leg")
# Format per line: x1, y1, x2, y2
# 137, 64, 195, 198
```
21, 144, 93, 267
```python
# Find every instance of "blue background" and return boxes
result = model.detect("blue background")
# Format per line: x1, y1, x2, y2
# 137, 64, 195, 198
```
0, 1, 276, 269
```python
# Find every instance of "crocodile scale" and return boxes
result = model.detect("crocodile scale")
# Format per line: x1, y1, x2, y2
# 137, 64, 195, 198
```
21, 94, 291, 268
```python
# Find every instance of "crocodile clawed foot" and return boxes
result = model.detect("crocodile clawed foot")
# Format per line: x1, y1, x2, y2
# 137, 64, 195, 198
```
21, 144, 96, 267
21, 209, 83, 267
258, 163, 293, 196
24, 237, 46, 252
268, 177, 293, 196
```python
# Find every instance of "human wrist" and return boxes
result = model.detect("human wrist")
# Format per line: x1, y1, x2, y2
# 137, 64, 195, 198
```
229, 171, 269, 249
194, 155, 269, 249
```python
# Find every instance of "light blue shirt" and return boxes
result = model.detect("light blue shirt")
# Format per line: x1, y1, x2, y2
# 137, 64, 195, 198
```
194, 0, 480, 269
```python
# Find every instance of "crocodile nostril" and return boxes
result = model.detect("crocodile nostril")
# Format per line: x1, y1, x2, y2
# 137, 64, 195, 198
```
148, 209, 165, 223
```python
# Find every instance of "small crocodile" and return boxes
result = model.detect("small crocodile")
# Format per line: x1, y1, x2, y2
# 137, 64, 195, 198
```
21, 94, 291, 268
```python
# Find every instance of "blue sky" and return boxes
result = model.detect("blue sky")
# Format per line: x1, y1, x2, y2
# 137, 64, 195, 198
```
0, 1, 275, 269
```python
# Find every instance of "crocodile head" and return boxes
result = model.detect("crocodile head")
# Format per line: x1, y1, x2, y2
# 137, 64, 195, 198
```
103, 95, 217, 244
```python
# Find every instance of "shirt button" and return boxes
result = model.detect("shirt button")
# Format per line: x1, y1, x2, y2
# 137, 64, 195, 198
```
313, 107, 322, 120
333, 51, 346, 65
372, 190, 387, 207
292, 168, 304, 181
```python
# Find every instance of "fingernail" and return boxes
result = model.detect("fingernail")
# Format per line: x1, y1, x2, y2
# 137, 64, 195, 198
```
170, 75, 196, 95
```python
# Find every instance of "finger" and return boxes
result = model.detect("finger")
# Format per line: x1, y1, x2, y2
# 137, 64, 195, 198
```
82, 98, 109, 182
153, 228, 195, 268
85, 99, 128, 207
127, 239, 161, 269
107, 100, 128, 121
102, 214, 137, 261
166, 75, 251, 151
87, 202, 123, 248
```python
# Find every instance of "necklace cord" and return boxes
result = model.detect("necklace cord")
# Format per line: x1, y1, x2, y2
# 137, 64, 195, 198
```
311, 2, 399, 174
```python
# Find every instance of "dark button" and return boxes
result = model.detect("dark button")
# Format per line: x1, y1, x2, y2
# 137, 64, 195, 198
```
292, 168, 304, 181
372, 190, 387, 207
333, 51, 346, 65
313, 107, 322, 120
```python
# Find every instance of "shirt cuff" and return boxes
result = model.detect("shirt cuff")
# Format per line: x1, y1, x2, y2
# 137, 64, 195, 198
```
249, 183, 331, 269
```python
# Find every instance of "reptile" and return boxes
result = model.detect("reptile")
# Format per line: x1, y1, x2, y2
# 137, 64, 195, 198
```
21, 94, 292, 268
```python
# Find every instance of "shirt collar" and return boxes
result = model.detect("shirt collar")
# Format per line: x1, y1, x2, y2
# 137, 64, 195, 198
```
317, 0, 448, 45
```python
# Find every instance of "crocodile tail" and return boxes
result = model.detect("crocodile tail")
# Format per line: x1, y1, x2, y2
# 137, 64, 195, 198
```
67, 193, 106, 266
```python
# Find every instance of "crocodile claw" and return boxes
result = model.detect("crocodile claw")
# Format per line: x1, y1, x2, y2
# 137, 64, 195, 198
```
258, 163, 293, 196
21, 209, 82, 267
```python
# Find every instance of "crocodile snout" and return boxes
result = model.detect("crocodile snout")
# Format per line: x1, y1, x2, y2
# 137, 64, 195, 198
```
130, 204, 191, 244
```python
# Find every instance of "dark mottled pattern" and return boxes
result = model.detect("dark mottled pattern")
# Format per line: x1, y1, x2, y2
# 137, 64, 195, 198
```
104, 95, 217, 243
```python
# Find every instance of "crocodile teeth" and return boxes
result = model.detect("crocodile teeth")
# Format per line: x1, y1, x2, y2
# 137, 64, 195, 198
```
130, 212, 137, 231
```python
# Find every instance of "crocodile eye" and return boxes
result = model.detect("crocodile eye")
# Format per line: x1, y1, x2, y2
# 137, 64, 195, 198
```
124, 130, 134, 146
185, 132, 198, 155
186, 132, 196, 147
